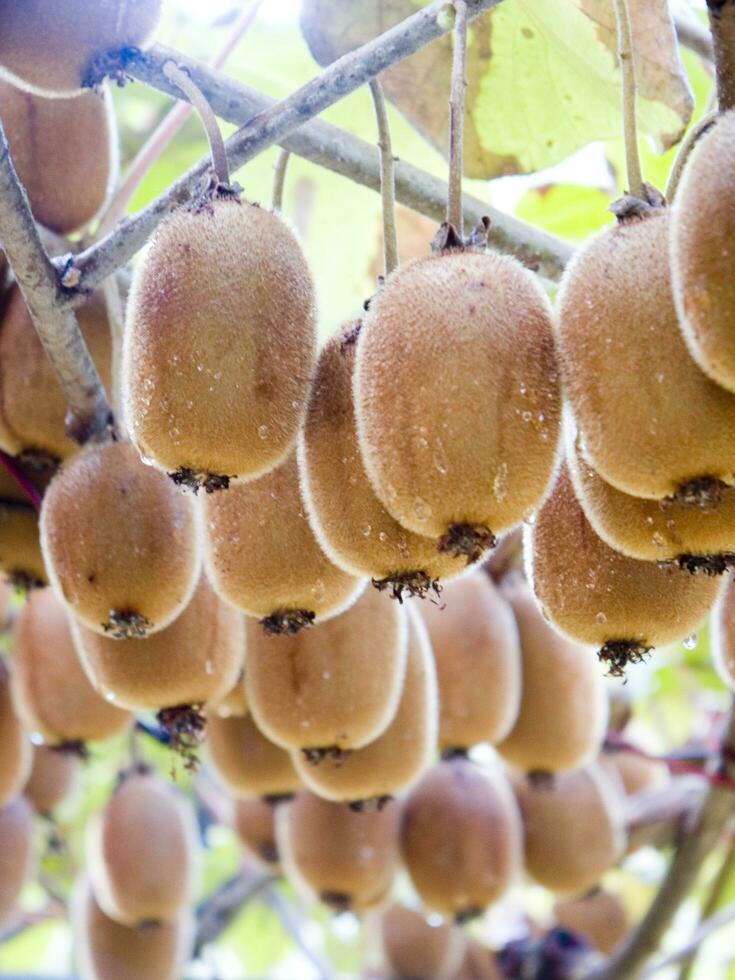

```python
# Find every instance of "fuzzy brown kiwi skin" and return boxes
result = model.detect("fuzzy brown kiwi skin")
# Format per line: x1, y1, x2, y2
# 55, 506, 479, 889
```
207, 712, 301, 799
420, 571, 521, 751
203, 451, 365, 633
298, 319, 469, 600
86, 766, 199, 928
0, 81, 116, 234
566, 420, 735, 572
527, 465, 721, 676
40, 441, 202, 639
710, 572, 735, 692
233, 797, 281, 869
354, 249, 562, 558
24, 744, 79, 816
670, 110, 735, 394
553, 888, 628, 958
556, 209, 735, 502
12, 588, 132, 746
381, 903, 467, 980
514, 764, 626, 895
496, 573, 608, 774
245, 586, 409, 755
400, 757, 523, 921
0, 662, 31, 809
0, 503, 47, 590
123, 198, 316, 489
275, 790, 400, 913
291, 604, 438, 805
72, 877, 194, 980
0, 0, 162, 97
0, 288, 113, 465
0, 796, 34, 928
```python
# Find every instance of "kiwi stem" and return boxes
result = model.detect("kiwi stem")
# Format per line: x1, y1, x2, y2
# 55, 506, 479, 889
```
0, 453, 41, 512
675, 840, 735, 980
447, 1, 469, 235
271, 149, 291, 211
97, 2, 263, 237
163, 62, 230, 187
708, 0, 735, 112
611, 0, 645, 200
665, 110, 718, 201
368, 79, 399, 277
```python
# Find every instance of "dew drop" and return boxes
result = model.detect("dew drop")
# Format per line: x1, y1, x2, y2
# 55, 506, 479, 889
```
258, 424, 269, 440
205, 660, 214, 675
361, 524, 372, 537
30, 732, 45, 746
595, 611, 607, 625
683, 633, 698, 650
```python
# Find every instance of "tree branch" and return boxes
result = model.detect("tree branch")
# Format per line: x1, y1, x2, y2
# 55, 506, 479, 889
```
590, 703, 735, 980
0, 121, 113, 445
642, 900, 735, 978
193, 869, 275, 957
59, 1, 572, 296
707, 0, 735, 111
675, 16, 715, 62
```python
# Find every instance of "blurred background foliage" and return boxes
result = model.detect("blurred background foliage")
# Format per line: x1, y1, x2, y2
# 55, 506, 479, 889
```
1, 0, 731, 977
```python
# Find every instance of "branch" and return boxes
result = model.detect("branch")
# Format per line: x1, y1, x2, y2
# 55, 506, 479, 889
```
193, 870, 275, 957
625, 776, 707, 854
675, 16, 715, 62
59, 2, 572, 294
707, 0, 735, 111
590, 703, 735, 980
264, 886, 334, 980
0, 121, 113, 445
642, 900, 735, 978
676, 840, 735, 980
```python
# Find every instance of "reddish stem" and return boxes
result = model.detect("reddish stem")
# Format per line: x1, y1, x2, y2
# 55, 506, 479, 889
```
0, 452, 42, 511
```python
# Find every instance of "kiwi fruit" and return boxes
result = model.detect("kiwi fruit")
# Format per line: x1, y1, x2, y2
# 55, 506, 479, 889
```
420, 572, 521, 751
245, 584, 408, 755
24, 744, 79, 815
0, 503, 46, 590
452, 940, 504, 980
204, 451, 365, 633
276, 789, 400, 912
123, 197, 316, 490
73, 877, 194, 980
527, 465, 721, 675
292, 604, 438, 805
496, 573, 608, 774
670, 111, 735, 392
0, 80, 115, 234
12, 588, 131, 746
567, 422, 735, 570
40, 441, 202, 638
709, 574, 735, 690
233, 797, 281, 869
514, 763, 626, 894
298, 319, 467, 599
209, 673, 248, 719
354, 250, 561, 561
0, 287, 113, 468
0, 795, 34, 927
556, 209, 735, 502
381, 903, 467, 980
206, 712, 301, 800
400, 757, 523, 922
72, 576, 243, 713
0, 0, 162, 97
553, 888, 628, 957
86, 766, 198, 928
599, 749, 669, 797
0, 660, 31, 808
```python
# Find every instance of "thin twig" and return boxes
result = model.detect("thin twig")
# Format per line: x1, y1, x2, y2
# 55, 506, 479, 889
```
271, 148, 291, 211
665, 110, 718, 201
612, 0, 645, 199
447, 1, 469, 234
264, 885, 334, 980
163, 62, 230, 186
590, 703, 735, 980
0, 121, 113, 445
676, 841, 735, 980
193, 870, 275, 956
675, 15, 715, 62
59, 0, 574, 300
708, 0, 735, 111
643, 900, 735, 978
368, 78, 399, 277
97, 0, 263, 236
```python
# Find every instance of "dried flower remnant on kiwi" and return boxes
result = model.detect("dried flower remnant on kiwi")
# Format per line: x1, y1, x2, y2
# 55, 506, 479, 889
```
102, 609, 153, 640
156, 704, 207, 773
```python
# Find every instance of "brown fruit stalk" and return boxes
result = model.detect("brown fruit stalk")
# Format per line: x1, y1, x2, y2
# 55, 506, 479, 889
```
355, 250, 561, 560
292, 604, 438, 805
400, 757, 523, 922
206, 712, 301, 800
204, 451, 365, 633
420, 571, 522, 751
40, 441, 202, 638
124, 198, 316, 490
245, 585, 408, 755
12, 588, 131, 746
496, 573, 608, 774
86, 767, 198, 928
0, 80, 116, 233
276, 790, 400, 912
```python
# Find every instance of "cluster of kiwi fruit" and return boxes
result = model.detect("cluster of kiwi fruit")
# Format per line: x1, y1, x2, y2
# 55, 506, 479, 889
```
0, 0, 734, 975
